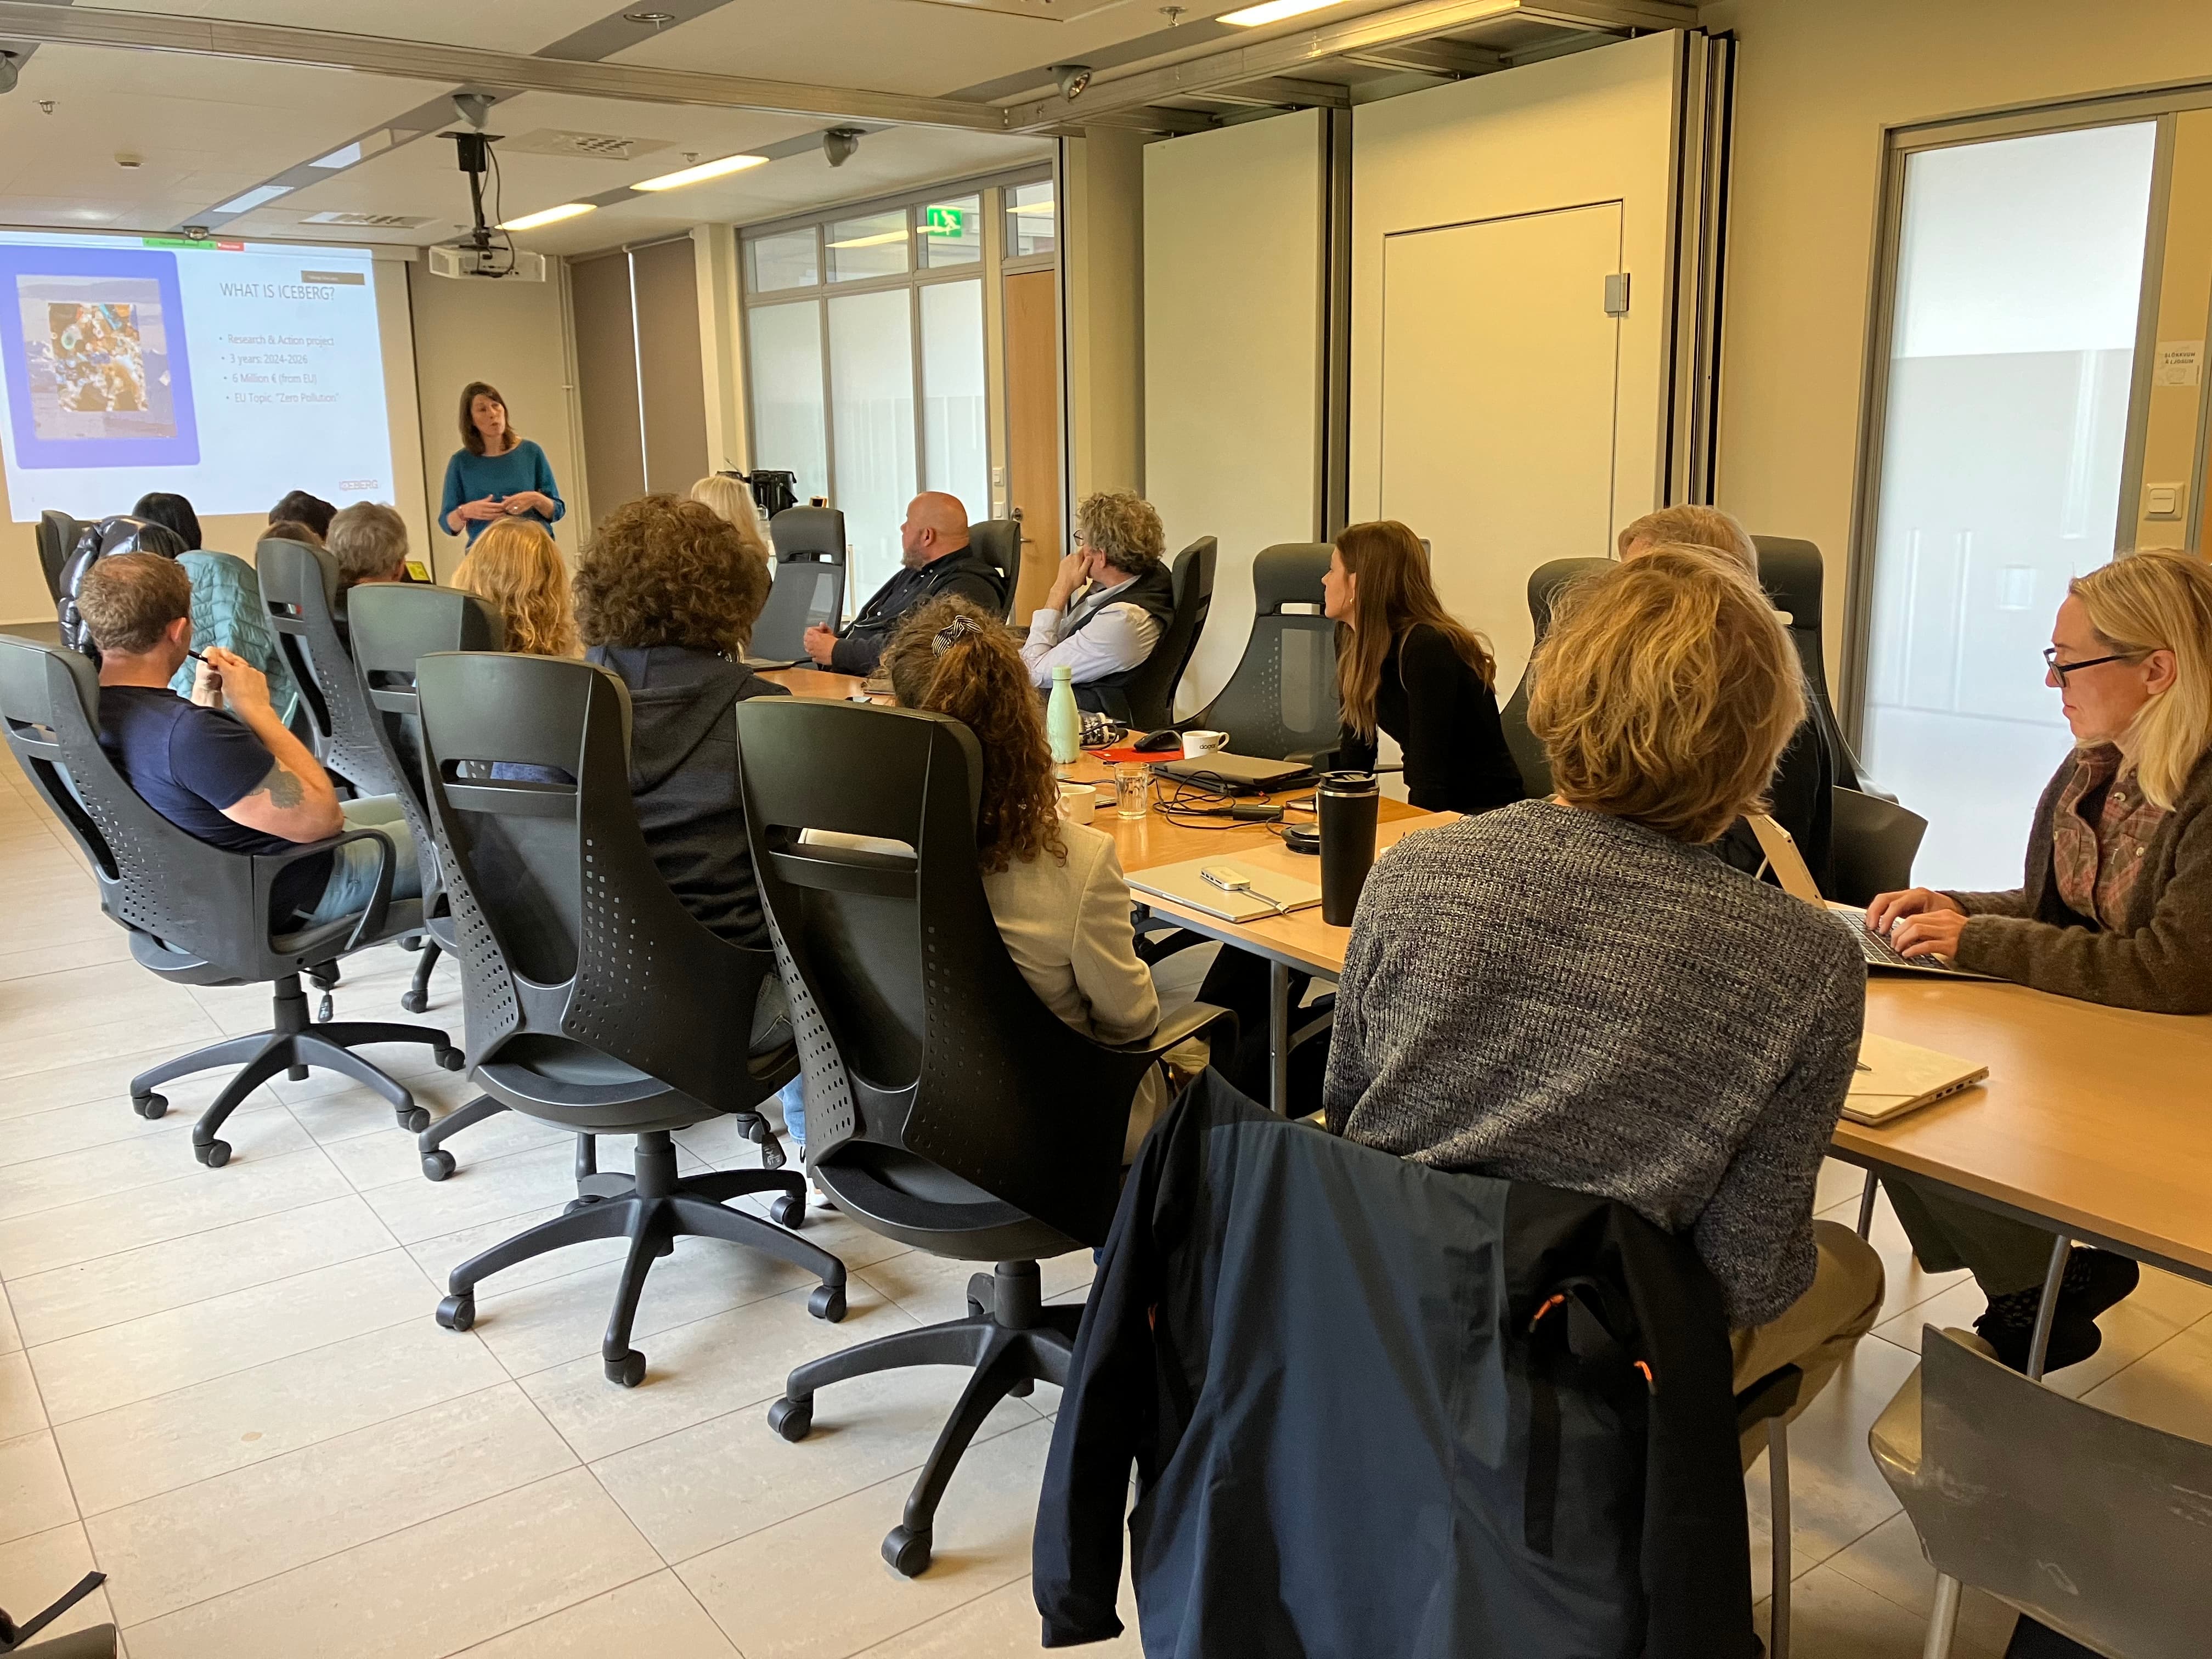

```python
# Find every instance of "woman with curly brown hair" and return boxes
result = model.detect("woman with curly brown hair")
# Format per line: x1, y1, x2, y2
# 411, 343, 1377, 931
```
882, 597, 1187, 1160
574, 493, 786, 955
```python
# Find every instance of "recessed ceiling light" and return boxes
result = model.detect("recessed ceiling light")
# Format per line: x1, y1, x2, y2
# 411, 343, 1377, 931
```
213, 184, 291, 214
499, 202, 596, 230
309, 142, 363, 170
1218, 0, 1350, 24
631, 154, 768, 191
622, 9, 676, 23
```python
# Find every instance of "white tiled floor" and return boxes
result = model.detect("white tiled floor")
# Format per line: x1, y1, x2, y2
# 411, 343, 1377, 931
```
4, 752, 2209, 1656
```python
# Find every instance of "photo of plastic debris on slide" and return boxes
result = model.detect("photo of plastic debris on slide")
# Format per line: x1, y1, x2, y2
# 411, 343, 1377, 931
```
17, 276, 177, 442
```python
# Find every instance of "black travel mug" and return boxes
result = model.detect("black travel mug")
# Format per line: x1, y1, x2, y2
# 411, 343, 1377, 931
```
1317, 770, 1381, 926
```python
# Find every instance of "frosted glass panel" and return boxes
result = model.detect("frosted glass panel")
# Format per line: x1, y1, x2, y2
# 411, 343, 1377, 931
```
920, 279, 987, 523
1863, 122, 2155, 890
746, 301, 827, 503
828, 288, 917, 599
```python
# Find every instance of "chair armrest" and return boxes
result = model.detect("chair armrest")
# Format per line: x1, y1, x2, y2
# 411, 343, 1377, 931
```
1107, 1000, 1236, 1062
259, 826, 397, 954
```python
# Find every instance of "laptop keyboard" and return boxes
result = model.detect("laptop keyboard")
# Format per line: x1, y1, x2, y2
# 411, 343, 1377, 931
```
1830, 908, 1936, 971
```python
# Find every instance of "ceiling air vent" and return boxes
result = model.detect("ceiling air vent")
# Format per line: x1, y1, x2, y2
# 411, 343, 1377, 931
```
501, 129, 675, 162
303, 211, 432, 228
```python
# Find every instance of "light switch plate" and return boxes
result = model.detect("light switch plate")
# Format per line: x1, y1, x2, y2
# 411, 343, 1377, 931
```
2145, 482, 2186, 520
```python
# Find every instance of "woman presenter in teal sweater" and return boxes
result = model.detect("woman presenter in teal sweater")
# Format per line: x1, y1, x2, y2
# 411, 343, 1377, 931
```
440, 381, 566, 545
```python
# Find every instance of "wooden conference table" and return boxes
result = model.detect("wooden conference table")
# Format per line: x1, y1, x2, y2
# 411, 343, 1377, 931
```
762, 668, 2212, 1304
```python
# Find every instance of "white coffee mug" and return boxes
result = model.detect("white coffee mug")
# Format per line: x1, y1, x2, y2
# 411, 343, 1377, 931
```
1181, 730, 1229, 759
1057, 780, 1098, 825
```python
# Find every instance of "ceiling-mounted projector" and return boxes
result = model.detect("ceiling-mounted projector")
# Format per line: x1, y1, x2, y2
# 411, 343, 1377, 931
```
427, 243, 546, 281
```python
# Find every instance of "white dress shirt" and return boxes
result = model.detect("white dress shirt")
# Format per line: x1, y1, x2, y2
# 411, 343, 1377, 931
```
1020, 575, 1164, 690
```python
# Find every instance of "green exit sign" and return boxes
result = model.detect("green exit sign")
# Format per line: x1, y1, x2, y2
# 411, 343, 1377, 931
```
922, 205, 964, 238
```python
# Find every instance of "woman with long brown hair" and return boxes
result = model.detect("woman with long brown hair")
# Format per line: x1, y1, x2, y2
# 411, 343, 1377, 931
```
1328, 520, 1522, 814
438, 380, 565, 546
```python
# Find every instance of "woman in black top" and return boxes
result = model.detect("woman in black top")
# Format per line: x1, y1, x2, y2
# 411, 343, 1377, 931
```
1327, 520, 1523, 813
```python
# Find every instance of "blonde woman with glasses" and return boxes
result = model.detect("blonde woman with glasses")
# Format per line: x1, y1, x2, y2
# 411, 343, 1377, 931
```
1870, 550, 2212, 1374
1325, 546, 1883, 1463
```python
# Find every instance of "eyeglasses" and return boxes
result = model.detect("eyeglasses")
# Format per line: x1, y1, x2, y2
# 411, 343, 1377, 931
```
2042, 646, 2143, 685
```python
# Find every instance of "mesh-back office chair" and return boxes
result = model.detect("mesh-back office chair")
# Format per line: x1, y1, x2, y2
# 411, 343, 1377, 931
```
1094, 535, 1216, 730
345, 583, 516, 1179
1826, 788, 1928, 906
736, 696, 1229, 1575
966, 518, 1022, 622
1871, 1325, 2212, 1658
1190, 543, 1340, 760
257, 538, 405, 802
35, 511, 81, 606
1752, 537, 1866, 793
0, 637, 458, 1173
416, 653, 844, 1386
1499, 557, 1611, 797
753, 506, 849, 663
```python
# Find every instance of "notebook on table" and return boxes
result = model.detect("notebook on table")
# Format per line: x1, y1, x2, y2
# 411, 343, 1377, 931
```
1843, 1032, 1989, 1125
1743, 815, 1996, 980
1127, 856, 1323, 924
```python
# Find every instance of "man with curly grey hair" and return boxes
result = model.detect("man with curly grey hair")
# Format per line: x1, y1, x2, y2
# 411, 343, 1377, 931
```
1020, 489, 1175, 713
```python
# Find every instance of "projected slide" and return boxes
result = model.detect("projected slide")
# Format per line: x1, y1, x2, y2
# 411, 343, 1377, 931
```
0, 233, 396, 523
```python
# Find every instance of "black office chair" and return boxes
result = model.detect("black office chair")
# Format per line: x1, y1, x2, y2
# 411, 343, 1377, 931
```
35, 511, 81, 606
754, 506, 849, 662
55, 517, 187, 658
416, 652, 844, 1386
257, 538, 405, 802
736, 695, 1229, 1576
1828, 787, 1928, 905
1092, 536, 1216, 730
1753, 536, 1867, 793
0, 636, 458, 1171
1498, 556, 1611, 797
1190, 543, 1339, 760
965, 517, 1022, 622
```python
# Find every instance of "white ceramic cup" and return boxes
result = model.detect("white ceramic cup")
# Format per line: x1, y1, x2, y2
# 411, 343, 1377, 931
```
1181, 729, 1229, 759
1057, 780, 1098, 825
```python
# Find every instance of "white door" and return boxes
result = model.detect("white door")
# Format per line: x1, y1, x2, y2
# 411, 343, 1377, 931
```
1378, 202, 1623, 691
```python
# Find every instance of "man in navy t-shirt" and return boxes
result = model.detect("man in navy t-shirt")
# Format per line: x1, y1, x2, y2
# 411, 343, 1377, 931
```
80, 552, 419, 929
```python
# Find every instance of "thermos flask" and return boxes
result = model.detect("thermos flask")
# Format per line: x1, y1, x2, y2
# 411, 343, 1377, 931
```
1317, 770, 1380, 926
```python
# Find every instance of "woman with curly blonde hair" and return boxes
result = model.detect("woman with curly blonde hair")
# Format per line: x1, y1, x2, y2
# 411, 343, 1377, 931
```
883, 597, 1185, 1159
451, 517, 578, 658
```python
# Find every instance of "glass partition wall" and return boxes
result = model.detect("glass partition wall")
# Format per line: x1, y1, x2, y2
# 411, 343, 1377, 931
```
740, 170, 1055, 606
1850, 103, 2212, 889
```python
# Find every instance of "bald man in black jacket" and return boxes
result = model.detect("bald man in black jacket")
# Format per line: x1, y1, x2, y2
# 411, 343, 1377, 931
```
804, 492, 1005, 675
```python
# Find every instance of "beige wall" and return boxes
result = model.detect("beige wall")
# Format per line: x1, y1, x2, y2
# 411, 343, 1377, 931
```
1703, 0, 2212, 682
1064, 129, 1147, 504
409, 258, 585, 583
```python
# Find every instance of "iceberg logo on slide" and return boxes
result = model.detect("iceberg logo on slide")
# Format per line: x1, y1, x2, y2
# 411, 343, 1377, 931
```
0, 245, 198, 469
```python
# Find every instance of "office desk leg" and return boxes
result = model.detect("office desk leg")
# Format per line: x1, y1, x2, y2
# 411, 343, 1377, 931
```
2024, 1232, 2071, 1382
1856, 1172, 1878, 1239
1268, 961, 1290, 1116
1922, 1572, 1961, 1659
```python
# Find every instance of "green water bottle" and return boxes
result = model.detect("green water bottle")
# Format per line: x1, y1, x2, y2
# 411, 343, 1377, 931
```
1046, 664, 1082, 772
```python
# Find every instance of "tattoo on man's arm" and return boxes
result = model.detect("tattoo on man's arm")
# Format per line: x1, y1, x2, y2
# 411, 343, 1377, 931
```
261, 764, 305, 810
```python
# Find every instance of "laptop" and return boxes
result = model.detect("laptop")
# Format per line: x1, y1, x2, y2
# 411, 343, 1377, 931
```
1844, 1032, 1988, 1125
1743, 815, 1995, 979
1127, 856, 1323, 924
1150, 752, 1316, 794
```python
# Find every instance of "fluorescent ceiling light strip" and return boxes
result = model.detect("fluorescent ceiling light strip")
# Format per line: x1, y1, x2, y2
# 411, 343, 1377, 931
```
499, 202, 596, 230
633, 153, 769, 191
309, 142, 362, 169
827, 230, 907, 247
213, 184, 291, 213
1009, 200, 1054, 215
1218, 0, 1350, 24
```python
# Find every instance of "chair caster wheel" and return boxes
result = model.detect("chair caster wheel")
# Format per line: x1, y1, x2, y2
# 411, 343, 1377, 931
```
807, 1283, 846, 1323
767, 1396, 813, 1442
193, 1138, 230, 1169
434, 1046, 464, 1072
882, 1525, 933, 1578
605, 1348, 647, 1387
287, 1064, 309, 1082
966, 1297, 986, 1320
402, 936, 424, 952
132, 1092, 167, 1120
769, 1192, 805, 1229
397, 1105, 431, 1134
436, 1293, 475, 1331
1008, 1376, 1035, 1398
400, 990, 428, 1014
421, 1149, 456, 1182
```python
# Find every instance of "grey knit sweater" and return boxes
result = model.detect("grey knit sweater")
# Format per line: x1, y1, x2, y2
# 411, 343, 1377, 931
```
1324, 800, 1865, 1328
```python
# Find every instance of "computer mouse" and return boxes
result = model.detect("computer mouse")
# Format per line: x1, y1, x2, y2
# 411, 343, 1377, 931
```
1132, 728, 1183, 753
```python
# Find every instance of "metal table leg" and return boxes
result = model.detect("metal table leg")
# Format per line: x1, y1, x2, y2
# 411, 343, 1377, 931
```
2024, 1231, 2070, 1381
1857, 1171, 1879, 1239
1268, 960, 1290, 1115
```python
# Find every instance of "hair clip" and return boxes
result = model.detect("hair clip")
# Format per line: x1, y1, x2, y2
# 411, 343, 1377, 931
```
932, 615, 985, 654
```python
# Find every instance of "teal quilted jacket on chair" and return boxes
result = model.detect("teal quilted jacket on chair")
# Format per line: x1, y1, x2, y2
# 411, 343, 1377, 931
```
166, 550, 301, 723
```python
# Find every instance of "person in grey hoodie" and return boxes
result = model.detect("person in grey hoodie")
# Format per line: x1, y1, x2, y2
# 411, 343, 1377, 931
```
574, 494, 790, 1045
